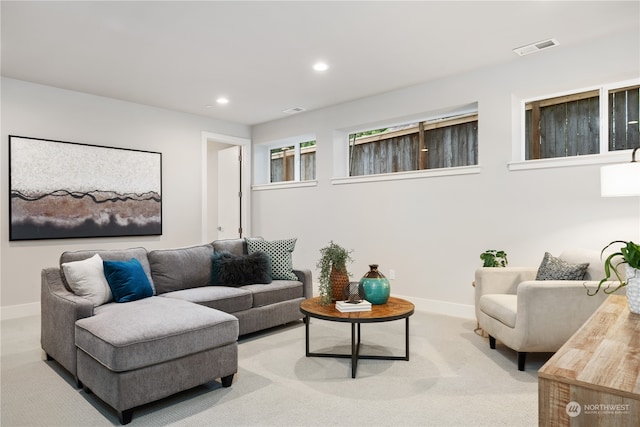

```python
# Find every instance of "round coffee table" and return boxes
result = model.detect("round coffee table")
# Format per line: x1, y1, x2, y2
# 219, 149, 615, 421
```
299, 296, 414, 378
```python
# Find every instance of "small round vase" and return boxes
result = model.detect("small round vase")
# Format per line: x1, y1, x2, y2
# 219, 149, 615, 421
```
330, 266, 350, 302
358, 264, 390, 305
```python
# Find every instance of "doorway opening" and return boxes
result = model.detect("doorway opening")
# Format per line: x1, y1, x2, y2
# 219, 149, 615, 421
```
201, 132, 251, 243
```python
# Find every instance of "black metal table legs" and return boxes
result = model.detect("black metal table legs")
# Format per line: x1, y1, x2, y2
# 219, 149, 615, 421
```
304, 315, 410, 378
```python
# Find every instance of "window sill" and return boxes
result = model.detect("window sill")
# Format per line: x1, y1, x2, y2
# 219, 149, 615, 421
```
331, 165, 481, 185
252, 180, 318, 191
508, 151, 632, 171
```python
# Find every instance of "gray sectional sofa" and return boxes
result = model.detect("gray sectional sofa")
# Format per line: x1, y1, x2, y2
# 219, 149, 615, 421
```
41, 238, 312, 424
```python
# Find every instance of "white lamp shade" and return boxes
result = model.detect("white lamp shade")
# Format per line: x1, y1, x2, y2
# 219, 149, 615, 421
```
601, 162, 640, 197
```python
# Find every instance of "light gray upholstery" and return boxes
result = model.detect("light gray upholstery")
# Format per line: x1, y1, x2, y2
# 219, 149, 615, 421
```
41, 237, 313, 424
160, 286, 253, 313
41, 268, 94, 379
233, 298, 306, 336
212, 238, 247, 256
77, 342, 237, 416
474, 249, 618, 370
148, 244, 214, 294
76, 297, 238, 371
241, 280, 304, 307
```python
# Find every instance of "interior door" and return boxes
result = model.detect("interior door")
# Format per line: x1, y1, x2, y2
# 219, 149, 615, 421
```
217, 145, 242, 239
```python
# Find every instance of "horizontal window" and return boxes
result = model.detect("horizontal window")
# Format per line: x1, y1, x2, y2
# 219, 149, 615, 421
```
269, 140, 316, 183
609, 85, 639, 151
523, 83, 639, 161
348, 114, 478, 177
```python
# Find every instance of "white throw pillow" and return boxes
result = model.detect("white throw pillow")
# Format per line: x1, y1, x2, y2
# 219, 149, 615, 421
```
62, 254, 113, 307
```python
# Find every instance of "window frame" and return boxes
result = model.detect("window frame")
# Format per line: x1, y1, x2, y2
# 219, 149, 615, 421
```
334, 103, 480, 183
512, 79, 639, 171
252, 136, 317, 190
268, 139, 317, 183
269, 143, 300, 182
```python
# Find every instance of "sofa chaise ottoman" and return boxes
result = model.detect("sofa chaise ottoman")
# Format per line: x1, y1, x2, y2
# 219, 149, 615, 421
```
41, 237, 312, 424
76, 297, 238, 424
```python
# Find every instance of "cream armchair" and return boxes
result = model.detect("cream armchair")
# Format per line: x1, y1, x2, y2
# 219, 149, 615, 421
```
474, 250, 616, 371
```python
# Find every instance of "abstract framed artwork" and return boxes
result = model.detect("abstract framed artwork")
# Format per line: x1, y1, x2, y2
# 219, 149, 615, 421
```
9, 135, 162, 241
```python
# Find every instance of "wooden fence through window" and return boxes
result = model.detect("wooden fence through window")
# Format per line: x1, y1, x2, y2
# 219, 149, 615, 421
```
525, 92, 600, 159
270, 148, 316, 182
525, 85, 639, 159
609, 86, 640, 151
349, 116, 478, 176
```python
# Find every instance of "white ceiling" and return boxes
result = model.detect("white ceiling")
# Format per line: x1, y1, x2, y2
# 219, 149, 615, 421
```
2, 1, 639, 126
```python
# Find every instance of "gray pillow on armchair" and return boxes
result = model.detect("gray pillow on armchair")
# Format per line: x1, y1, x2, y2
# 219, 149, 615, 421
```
536, 252, 589, 280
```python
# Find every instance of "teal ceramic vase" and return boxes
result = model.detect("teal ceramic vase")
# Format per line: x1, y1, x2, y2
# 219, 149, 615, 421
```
358, 264, 390, 305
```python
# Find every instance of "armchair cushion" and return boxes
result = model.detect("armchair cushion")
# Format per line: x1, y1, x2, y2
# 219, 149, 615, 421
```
479, 294, 517, 328
535, 252, 589, 280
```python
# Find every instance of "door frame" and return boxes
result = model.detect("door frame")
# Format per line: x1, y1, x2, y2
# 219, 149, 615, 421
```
201, 131, 251, 243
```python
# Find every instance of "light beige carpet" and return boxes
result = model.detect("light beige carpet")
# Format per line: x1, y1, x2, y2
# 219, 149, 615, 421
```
1, 310, 546, 426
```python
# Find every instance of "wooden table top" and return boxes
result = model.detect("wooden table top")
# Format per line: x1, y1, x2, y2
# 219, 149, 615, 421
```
538, 294, 640, 399
300, 296, 414, 323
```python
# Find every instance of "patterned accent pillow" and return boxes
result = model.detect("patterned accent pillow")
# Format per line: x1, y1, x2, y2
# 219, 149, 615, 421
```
246, 237, 297, 280
536, 252, 589, 280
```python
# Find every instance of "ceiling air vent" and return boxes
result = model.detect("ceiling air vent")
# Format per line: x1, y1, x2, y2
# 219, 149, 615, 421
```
282, 107, 306, 114
513, 38, 559, 56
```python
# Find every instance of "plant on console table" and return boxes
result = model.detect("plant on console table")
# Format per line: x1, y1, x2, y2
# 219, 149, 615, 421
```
480, 250, 508, 267
317, 241, 353, 305
587, 240, 640, 314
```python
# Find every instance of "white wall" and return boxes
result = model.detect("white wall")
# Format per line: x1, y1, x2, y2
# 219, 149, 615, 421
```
251, 29, 640, 317
0, 78, 250, 314
2, 28, 638, 319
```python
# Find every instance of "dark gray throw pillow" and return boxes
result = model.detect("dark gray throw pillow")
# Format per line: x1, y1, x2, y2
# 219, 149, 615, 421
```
211, 251, 272, 286
536, 252, 589, 280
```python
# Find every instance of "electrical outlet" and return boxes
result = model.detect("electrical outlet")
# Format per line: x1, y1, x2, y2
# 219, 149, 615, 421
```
389, 269, 396, 280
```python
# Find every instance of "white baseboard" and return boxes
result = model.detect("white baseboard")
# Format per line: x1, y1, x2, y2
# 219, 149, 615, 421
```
0, 297, 474, 321
395, 294, 476, 320
1, 302, 40, 321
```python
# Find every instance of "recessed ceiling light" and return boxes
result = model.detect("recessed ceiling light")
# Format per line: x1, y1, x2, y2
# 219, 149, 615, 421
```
313, 62, 329, 72
216, 97, 229, 105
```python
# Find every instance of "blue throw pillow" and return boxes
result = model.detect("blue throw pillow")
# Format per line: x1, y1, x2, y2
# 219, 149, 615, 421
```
211, 252, 226, 284
103, 258, 154, 303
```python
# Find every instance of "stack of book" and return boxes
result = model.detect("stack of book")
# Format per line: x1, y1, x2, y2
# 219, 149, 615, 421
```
335, 300, 372, 312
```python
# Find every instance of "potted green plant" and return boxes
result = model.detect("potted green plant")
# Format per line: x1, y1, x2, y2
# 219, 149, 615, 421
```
587, 240, 640, 314
480, 250, 508, 267
316, 241, 353, 305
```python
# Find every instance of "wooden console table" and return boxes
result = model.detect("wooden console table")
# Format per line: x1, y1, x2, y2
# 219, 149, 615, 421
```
538, 295, 639, 426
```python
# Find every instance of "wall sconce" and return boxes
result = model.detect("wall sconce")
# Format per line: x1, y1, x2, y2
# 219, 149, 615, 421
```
601, 147, 640, 197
